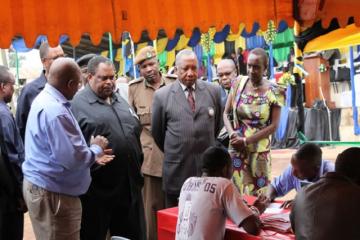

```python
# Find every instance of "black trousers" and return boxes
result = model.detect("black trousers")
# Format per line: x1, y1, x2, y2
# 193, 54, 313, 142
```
0, 209, 23, 240
80, 187, 146, 240
165, 193, 179, 208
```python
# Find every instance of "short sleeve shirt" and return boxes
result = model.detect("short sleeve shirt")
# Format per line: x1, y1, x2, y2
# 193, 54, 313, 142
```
176, 177, 253, 240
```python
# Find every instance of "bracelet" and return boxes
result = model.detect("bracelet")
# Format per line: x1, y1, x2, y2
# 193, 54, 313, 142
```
249, 206, 260, 217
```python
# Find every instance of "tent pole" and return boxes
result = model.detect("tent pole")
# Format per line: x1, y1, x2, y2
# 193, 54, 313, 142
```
269, 44, 274, 79
15, 50, 19, 85
129, 33, 137, 79
108, 32, 113, 62
349, 46, 360, 135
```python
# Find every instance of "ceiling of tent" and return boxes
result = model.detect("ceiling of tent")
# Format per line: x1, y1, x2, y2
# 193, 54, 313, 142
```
0, 0, 294, 49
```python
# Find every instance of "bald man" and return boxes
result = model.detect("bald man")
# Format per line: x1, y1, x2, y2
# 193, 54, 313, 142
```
22, 58, 113, 240
217, 59, 237, 108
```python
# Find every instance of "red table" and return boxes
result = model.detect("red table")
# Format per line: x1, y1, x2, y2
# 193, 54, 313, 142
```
157, 197, 295, 240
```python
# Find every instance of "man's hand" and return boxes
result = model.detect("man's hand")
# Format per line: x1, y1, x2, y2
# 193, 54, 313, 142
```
257, 193, 272, 209
280, 200, 293, 209
253, 194, 271, 214
90, 135, 109, 150
95, 149, 114, 166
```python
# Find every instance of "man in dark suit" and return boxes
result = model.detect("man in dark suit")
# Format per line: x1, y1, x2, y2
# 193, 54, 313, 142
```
152, 49, 222, 207
16, 41, 64, 140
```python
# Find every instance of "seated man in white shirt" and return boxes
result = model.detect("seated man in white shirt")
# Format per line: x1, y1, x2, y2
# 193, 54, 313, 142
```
175, 146, 267, 240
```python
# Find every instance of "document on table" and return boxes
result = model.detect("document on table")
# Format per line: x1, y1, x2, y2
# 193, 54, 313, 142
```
264, 203, 283, 214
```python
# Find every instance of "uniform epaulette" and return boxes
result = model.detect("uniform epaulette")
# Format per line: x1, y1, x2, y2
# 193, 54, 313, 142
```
128, 77, 144, 86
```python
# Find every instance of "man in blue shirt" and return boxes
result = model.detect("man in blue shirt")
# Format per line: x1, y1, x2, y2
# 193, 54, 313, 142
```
0, 66, 25, 240
16, 41, 65, 141
22, 58, 113, 240
266, 143, 334, 203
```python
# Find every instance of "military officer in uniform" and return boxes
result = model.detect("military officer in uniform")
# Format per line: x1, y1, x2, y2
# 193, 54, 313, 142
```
128, 46, 175, 240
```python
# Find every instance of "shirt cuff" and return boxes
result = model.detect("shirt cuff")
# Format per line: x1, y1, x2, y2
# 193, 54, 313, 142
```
90, 144, 103, 156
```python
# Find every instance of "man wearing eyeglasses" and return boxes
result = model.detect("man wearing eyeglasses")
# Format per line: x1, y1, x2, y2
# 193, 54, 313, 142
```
217, 59, 237, 108
16, 41, 64, 141
71, 56, 146, 240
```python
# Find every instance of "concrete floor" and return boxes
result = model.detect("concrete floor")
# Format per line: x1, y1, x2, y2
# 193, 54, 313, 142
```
23, 146, 346, 240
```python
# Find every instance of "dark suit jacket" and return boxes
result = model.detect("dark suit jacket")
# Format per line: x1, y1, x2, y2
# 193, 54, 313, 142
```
16, 72, 46, 141
152, 79, 222, 194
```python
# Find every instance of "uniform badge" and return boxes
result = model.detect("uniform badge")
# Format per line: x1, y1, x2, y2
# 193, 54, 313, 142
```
208, 107, 215, 117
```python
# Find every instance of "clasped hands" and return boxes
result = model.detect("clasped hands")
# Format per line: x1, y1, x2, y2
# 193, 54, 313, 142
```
91, 135, 115, 166
229, 131, 247, 150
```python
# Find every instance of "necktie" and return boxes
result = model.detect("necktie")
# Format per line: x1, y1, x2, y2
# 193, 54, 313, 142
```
187, 87, 195, 112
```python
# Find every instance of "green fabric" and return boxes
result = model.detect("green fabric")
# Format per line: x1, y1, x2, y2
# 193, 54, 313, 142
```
298, 132, 360, 146
158, 51, 167, 68
272, 28, 294, 63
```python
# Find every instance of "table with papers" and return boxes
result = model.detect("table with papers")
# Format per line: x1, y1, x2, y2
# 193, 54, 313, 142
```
157, 196, 295, 240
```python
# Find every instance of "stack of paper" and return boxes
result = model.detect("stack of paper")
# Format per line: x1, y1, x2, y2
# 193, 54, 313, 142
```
261, 212, 292, 233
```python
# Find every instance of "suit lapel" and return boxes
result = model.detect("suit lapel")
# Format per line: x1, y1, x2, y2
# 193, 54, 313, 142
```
194, 80, 207, 116
172, 80, 193, 114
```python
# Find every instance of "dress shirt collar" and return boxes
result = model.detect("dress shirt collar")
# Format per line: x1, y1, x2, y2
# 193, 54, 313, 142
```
179, 81, 196, 92
43, 83, 70, 106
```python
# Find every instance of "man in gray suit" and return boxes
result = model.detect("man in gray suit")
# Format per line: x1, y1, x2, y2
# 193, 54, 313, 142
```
152, 49, 222, 207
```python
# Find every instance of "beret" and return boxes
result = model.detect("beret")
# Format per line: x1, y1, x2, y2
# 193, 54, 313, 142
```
135, 46, 156, 65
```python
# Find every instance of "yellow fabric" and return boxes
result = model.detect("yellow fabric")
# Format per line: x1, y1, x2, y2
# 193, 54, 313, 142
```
235, 36, 246, 51
117, 58, 124, 76
156, 38, 168, 53
115, 48, 122, 62
214, 42, 225, 65
304, 24, 360, 53
175, 34, 189, 51
101, 51, 109, 57
166, 49, 175, 67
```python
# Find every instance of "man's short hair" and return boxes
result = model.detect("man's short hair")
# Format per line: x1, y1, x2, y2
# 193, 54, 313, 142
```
249, 48, 269, 68
295, 143, 322, 166
39, 41, 50, 60
335, 147, 360, 184
175, 49, 196, 67
0, 66, 11, 84
87, 56, 114, 75
202, 146, 231, 173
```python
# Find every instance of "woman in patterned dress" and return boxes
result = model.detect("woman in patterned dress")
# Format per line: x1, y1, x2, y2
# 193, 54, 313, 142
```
223, 48, 285, 196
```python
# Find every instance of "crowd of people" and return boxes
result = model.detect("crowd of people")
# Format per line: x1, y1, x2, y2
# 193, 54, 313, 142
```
0, 41, 359, 240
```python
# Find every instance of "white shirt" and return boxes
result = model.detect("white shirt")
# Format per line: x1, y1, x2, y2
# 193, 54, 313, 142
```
176, 177, 253, 240
179, 82, 196, 100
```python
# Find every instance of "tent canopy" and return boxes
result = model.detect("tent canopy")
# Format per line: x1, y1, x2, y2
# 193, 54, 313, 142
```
304, 24, 360, 52
2, 0, 360, 50
0, 0, 294, 48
